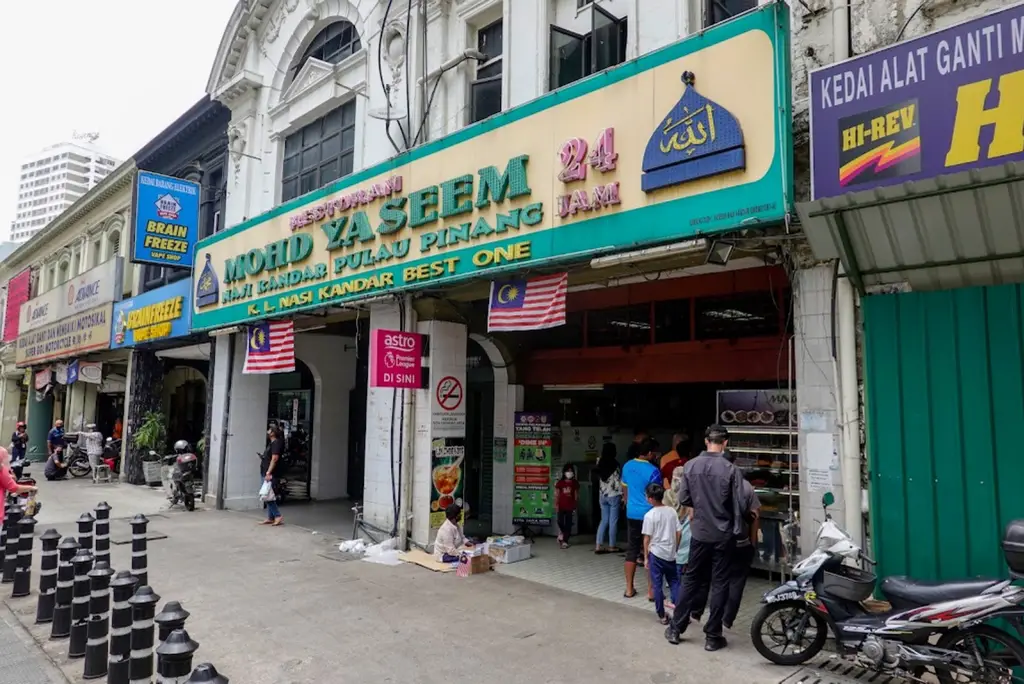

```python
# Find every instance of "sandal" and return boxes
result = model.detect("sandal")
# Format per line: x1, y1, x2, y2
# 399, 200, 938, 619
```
660, 615, 670, 625
259, 519, 274, 525
608, 546, 623, 553
271, 518, 284, 526
623, 590, 637, 598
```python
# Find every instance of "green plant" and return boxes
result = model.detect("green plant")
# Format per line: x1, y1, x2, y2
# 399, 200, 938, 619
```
197, 436, 206, 457
133, 411, 167, 457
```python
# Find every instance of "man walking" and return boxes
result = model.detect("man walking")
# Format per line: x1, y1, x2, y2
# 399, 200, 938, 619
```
665, 425, 747, 651
621, 437, 661, 599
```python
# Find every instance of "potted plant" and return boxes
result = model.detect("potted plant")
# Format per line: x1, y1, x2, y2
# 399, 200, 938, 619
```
133, 411, 167, 485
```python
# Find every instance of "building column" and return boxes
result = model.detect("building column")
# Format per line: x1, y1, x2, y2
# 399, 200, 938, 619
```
26, 376, 53, 462
0, 375, 24, 447
221, 334, 268, 510
793, 265, 843, 557
124, 350, 165, 484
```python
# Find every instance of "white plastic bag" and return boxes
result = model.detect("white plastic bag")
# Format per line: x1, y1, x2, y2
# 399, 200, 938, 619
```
259, 480, 275, 502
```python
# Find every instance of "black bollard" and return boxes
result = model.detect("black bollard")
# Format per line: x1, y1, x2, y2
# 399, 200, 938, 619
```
77, 512, 96, 553
185, 663, 228, 684
154, 602, 190, 644
50, 537, 79, 639
68, 548, 95, 658
0, 503, 8, 570
11, 513, 37, 597
106, 571, 138, 684
128, 586, 160, 684
36, 529, 61, 623
2, 504, 24, 583
129, 515, 149, 588
155, 629, 199, 684
83, 560, 114, 679
94, 502, 112, 566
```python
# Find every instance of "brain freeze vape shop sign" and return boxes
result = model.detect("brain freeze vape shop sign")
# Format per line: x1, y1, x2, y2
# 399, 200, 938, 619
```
132, 171, 201, 268
189, 3, 792, 331
809, 3, 1024, 199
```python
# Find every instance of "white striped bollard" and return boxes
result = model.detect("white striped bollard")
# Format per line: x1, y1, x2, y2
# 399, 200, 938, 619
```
106, 571, 138, 684
94, 503, 112, 566
155, 629, 198, 684
78, 512, 96, 554
50, 537, 79, 639
0, 501, 9, 570
130, 515, 149, 588
11, 513, 37, 597
35, 529, 61, 623
2, 504, 24, 583
128, 585, 160, 684
83, 560, 114, 679
155, 602, 190, 644
68, 548, 95, 658
185, 663, 228, 683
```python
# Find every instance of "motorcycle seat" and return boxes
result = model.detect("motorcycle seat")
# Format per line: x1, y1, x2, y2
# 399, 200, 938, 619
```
880, 575, 1003, 608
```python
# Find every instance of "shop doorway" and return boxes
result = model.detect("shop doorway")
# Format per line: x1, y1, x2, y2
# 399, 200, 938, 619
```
96, 392, 124, 440
268, 360, 315, 502
465, 339, 495, 538
163, 365, 208, 450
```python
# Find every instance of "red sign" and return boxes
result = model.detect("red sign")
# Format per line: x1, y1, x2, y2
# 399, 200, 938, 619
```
369, 329, 423, 389
3, 269, 31, 343
435, 376, 463, 411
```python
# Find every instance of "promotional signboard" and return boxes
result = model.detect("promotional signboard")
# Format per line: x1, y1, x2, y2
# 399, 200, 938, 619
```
19, 258, 123, 335
16, 304, 113, 367
3, 268, 31, 343
429, 437, 466, 529
110, 278, 193, 349
190, 3, 793, 331
368, 329, 423, 388
513, 412, 555, 526
809, 3, 1024, 199
132, 171, 201, 268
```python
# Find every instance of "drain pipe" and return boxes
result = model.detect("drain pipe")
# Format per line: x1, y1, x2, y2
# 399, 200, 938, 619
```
215, 334, 235, 510
395, 296, 417, 550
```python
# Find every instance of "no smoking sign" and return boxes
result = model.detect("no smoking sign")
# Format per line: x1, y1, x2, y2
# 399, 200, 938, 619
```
436, 376, 463, 411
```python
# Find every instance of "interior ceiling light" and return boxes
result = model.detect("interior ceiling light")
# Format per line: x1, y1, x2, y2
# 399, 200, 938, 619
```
705, 240, 735, 266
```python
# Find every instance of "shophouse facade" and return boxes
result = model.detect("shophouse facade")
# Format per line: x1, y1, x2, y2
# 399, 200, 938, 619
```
0, 162, 136, 458
117, 97, 230, 484
798, 1, 1024, 582
197, 0, 834, 563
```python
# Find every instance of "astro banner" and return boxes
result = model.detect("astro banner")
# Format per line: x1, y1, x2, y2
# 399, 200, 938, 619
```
810, 4, 1024, 199
190, 3, 792, 331
132, 171, 201, 268
110, 277, 193, 349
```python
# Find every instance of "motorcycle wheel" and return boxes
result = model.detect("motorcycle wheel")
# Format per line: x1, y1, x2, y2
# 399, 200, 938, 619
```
184, 492, 195, 512
935, 624, 1024, 684
68, 456, 91, 479
750, 601, 828, 666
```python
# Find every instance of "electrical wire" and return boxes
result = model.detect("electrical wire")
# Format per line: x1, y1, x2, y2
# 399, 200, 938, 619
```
403, 0, 413, 150
378, 0, 404, 155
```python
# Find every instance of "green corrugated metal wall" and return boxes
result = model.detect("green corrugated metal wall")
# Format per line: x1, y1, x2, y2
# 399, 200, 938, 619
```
864, 283, 1024, 582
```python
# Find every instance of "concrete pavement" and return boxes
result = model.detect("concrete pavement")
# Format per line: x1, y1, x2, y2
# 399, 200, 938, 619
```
5, 477, 801, 684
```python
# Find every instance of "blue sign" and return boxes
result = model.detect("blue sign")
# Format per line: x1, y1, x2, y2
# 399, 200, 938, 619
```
642, 72, 746, 193
67, 360, 79, 384
110, 279, 193, 349
132, 171, 201, 268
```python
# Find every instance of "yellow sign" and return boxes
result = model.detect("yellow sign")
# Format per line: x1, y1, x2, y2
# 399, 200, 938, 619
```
15, 304, 113, 367
122, 296, 182, 343
192, 6, 790, 330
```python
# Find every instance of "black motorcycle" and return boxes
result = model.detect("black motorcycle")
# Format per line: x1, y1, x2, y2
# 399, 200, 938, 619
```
751, 492, 1024, 683
163, 440, 200, 511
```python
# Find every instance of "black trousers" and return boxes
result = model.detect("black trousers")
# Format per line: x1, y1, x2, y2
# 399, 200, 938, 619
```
670, 538, 734, 638
557, 510, 573, 540
723, 543, 756, 628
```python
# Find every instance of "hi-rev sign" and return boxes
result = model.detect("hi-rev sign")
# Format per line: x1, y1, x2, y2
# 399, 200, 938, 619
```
370, 329, 423, 389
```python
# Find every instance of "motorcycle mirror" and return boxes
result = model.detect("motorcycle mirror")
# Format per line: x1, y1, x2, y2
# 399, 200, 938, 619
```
822, 491, 835, 508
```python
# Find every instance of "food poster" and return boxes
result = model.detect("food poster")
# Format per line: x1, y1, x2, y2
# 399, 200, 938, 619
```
430, 437, 466, 529
513, 412, 554, 526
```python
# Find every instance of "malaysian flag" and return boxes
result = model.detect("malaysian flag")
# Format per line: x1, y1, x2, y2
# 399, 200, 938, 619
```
243, 321, 296, 374
487, 273, 568, 332
455, 553, 471, 577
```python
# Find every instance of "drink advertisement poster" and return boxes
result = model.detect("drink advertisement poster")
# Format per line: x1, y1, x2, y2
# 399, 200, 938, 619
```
513, 412, 554, 526
430, 437, 465, 529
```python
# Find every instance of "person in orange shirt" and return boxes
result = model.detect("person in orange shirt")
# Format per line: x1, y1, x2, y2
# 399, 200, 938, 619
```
112, 418, 123, 441
660, 432, 689, 488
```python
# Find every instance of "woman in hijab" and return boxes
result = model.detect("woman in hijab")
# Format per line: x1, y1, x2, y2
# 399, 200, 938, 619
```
595, 440, 623, 554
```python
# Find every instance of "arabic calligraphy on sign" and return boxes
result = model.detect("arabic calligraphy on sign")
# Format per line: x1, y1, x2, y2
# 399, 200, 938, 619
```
659, 104, 717, 156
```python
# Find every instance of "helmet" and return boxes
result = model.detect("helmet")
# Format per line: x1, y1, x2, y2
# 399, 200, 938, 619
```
15, 422, 25, 428
173, 440, 190, 453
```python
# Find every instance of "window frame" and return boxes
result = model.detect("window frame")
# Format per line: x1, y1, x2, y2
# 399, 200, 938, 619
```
287, 20, 362, 85
704, 0, 757, 28
469, 19, 504, 124
548, 6, 627, 91
280, 101, 357, 203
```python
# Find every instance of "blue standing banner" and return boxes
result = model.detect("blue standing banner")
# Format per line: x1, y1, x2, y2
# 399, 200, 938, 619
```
132, 170, 201, 268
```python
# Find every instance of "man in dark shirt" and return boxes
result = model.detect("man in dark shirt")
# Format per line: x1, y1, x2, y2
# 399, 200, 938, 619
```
665, 424, 747, 651
9, 422, 28, 480
260, 424, 286, 526
47, 419, 65, 455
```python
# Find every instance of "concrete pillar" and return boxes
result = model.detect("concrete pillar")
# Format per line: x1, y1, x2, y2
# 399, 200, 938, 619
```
25, 378, 52, 462
221, 334, 268, 510
0, 375, 23, 442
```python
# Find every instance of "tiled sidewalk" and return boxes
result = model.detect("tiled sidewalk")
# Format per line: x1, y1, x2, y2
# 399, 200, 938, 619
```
494, 536, 774, 627
0, 604, 66, 684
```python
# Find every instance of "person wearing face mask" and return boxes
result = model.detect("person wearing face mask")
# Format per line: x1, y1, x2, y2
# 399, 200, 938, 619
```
554, 463, 579, 549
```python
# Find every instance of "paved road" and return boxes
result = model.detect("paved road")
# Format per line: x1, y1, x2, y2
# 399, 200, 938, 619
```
0, 604, 67, 684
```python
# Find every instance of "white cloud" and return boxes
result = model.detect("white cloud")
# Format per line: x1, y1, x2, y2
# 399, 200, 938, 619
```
0, 0, 238, 235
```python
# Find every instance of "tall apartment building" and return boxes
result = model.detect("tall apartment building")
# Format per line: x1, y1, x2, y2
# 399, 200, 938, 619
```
8, 140, 120, 243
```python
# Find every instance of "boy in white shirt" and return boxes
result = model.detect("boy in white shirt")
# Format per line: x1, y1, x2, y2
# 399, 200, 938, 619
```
642, 483, 682, 624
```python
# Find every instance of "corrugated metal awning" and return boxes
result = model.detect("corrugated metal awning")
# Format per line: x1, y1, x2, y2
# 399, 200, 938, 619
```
795, 163, 1024, 293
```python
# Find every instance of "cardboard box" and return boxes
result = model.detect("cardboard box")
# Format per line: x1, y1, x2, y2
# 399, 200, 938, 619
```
466, 554, 492, 574
489, 543, 532, 564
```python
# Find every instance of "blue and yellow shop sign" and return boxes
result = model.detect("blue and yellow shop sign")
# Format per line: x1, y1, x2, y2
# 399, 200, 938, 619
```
110, 278, 193, 349
191, 3, 792, 331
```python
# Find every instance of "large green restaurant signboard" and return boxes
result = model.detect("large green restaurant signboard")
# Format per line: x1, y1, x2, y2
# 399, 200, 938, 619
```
191, 3, 793, 331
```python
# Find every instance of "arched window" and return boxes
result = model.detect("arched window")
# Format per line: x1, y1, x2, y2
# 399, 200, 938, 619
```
107, 230, 121, 261
58, 260, 69, 284
288, 21, 361, 83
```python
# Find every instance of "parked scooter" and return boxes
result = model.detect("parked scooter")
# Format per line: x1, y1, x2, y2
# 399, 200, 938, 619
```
159, 440, 199, 511
751, 492, 1024, 683
67, 437, 122, 478
102, 438, 122, 474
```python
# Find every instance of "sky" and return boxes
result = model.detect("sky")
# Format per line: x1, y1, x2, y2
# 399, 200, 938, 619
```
0, 0, 239, 239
